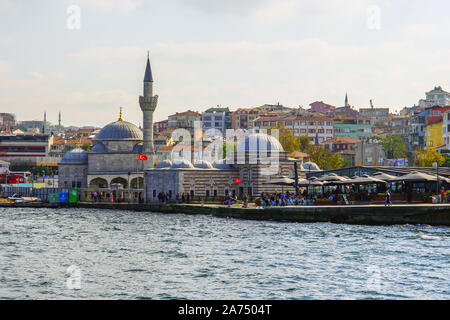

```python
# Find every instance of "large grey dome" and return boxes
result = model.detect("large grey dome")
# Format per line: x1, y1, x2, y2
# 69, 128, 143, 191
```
156, 160, 172, 169
236, 133, 284, 153
193, 160, 213, 169
60, 148, 88, 165
171, 159, 194, 169
96, 120, 143, 141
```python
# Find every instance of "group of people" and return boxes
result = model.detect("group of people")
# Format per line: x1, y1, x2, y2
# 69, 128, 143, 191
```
259, 191, 318, 207
157, 192, 192, 204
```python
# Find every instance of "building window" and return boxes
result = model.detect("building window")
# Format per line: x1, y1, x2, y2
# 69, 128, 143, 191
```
153, 190, 156, 198
206, 190, 210, 197
213, 189, 217, 197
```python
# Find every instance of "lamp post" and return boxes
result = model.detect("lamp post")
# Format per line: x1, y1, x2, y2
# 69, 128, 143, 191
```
433, 161, 440, 199
127, 172, 131, 203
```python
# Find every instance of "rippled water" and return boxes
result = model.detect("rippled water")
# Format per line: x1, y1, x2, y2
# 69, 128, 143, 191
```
0, 207, 449, 299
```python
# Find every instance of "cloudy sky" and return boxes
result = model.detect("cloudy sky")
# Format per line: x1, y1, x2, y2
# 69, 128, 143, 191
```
0, 0, 449, 127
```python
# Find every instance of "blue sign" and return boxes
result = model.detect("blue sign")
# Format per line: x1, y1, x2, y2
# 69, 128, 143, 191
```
59, 192, 69, 203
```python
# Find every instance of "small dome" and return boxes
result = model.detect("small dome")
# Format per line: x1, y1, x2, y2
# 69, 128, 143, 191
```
171, 159, 194, 169
96, 120, 143, 141
236, 133, 284, 154
193, 160, 213, 169
212, 159, 233, 169
92, 142, 107, 153
302, 161, 321, 171
156, 160, 172, 168
60, 148, 88, 165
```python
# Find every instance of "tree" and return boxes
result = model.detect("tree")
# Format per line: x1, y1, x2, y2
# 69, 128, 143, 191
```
81, 143, 92, 152
269, 123, 300, 153
414, 148, 445, 167
298, 136, 312, 152
306, 145, 344, 170
378, 136, 406, 159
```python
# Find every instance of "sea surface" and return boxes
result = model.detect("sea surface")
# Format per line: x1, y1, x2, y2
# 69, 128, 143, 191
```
0, 207, 448, 299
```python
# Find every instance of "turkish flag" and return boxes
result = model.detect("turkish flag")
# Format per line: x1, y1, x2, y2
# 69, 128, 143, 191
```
236, 178, 242, 183
138, 154, 148, 161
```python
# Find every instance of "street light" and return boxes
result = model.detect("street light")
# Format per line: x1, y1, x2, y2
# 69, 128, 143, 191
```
433, 161, 440, 199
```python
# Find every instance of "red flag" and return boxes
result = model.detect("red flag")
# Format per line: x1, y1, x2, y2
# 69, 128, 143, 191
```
138, 154, 148, 161
236, 178, 242, 183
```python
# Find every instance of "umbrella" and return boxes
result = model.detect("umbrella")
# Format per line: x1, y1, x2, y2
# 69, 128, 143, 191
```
316, 173, 350, 182
371, 172, 398, 181
389, 171, 438, 182
270, 177, 295, 186
298, 178, 323, 186
346, 174, 386, 185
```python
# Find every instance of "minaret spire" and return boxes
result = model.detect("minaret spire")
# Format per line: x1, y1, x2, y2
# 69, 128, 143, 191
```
43, 111, 46, 134
144, 51, 153, 83
345, 93, 349, 107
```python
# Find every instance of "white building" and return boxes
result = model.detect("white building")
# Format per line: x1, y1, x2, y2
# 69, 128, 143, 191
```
201, 107, 232, 134
253, 115, 334, 144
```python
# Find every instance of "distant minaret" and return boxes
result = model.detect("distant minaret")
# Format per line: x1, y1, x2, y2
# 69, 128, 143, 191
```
43, 111, 47, 134
139, 51, 158, 168
58, 111, 62, 135
345, 93, 349, 107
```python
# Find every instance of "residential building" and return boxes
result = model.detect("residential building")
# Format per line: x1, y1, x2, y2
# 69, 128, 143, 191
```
0, 113, 16, 129
168, 110, 201, 131
323, 137, 362, 166
201, 107, 232, 134
359, 103, 391, 126
309, 101, 336, 114
426, 116, 443, 148
333, 118, 372, 139
231, 107, 267, 130
391, 115, 411, 138
419, 86, 450, 109
153, 120, 168, 133
257, 103, 293, 114
441, 109, 450, 152
253, 115, 333, 144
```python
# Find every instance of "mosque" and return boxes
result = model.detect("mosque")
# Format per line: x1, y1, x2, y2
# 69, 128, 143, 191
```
58, 53, 157, 194
58, 53, 320, 201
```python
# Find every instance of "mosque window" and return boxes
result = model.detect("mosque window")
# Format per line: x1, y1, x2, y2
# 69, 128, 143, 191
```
213, 189, 217, 197
153, 190, 156, 198
190, 190, 194, 198
206, 190, 210, 197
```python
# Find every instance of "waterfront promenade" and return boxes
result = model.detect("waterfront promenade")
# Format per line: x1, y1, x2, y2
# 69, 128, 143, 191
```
1, 202, 450, 226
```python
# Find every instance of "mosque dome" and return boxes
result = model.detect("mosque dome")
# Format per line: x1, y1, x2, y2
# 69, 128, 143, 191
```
301, 161, 321, 171
171, 159, 194, 169
236, 133, 284, 153
156, 160, 172, 169
193, 160, 213, 169
96, 120, 143, 141
212, 159, 233, 169
60, 148, 88, 165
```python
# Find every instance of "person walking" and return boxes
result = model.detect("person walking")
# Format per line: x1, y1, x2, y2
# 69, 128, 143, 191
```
385, 188, 392, 206
440, 187, 446, 203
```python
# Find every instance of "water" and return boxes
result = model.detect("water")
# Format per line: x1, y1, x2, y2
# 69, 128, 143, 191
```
0, 207, 448, 299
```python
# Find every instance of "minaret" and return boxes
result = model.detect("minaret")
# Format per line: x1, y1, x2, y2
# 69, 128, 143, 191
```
139, 51, 158, 168
43, 111, 47, 134
58, 111, 62, 135
345, 93, 349, 107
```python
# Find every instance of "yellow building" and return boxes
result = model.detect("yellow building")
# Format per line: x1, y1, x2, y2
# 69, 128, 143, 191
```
426, 117, 443, 148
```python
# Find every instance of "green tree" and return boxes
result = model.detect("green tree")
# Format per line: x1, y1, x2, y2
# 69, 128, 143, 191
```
414, 148, 445, 167
269, 123, 300, 153
306, 145, 344, 170
378, 136, 406, 159
298, 136, 312, 152
81, 143, 92, 152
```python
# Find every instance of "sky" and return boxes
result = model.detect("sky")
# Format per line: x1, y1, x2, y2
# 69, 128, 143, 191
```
0, 0, 449, 127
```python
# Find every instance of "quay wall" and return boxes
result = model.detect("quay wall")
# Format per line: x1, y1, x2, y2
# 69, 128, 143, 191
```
1, 202, 450, 226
